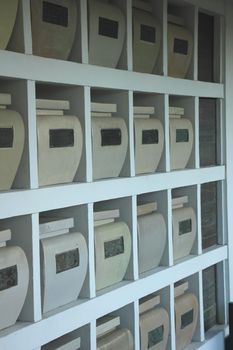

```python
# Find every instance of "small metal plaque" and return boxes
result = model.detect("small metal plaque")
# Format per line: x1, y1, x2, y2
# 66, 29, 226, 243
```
142, 129, 159, 144
0, 265, 18, 291
56, 248, 79, 274
173, 38, 188, 55
176, 129, 189, 143
101, 128, 122, 146
181, 309, 194, 329
99, 17, 119, 39
179, 219, 192, 236
0, 127, 14, 148
49, 129, 74, 148
148, 325, 164, 348
43, 1, 68, 27
140, 24, 156, 43
104, 236, 124, 259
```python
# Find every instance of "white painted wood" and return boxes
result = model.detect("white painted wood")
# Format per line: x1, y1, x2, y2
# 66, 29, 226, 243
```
0, 51, 224, 97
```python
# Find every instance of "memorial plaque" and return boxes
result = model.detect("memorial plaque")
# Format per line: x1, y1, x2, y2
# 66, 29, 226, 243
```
99, 17, 119, 39
142, 129, 159, 144
0, 127, 14, 148
179, 219, 192, 236
49, 129, 74, 148
174, 38, 188, 55
148, 325, 164, 348
101, 128, 122, 146
181, 309, 194, 329
56, 248, 79, 274
43, 1, 68, 27
176, 129, 189, 143
0, 265, 18, 291
140, 24, 156, 43
104, 236, 124, 259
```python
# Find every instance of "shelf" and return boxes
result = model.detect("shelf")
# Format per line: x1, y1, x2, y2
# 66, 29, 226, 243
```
0, 245, 227, 350
0, 166, 225, 219
0, 50, 224, 98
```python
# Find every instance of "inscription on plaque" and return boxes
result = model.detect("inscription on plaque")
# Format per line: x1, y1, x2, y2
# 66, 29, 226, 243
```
43, 1, 68, 27
176, 129, 189, 143
56, 248, 79, 274
140, 24, 156, 43
148, 325, 164, 348
142, 129, 159, 144
0, 127, 14, 148
101, 128, 122, 146
104, 236, 124, 259
99, 17, 119, 39
179, 219, 192, 236
174, 38, 188, 55
0, 265, 18, 291
49, 129, 74, 148
181, 309, 194, 329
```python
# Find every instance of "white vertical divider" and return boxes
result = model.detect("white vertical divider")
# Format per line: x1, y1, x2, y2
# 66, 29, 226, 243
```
195, 97, 200, 168
198, 271, 205, 342
1, 213, 42, 322
196, 184, 203, 255
170, 284, 176, 350
216, 261, 228, 326
164, 94, 171, 172
167, 189, 174, 267
21, 0, 33, 55
193, 6, 199, 81
224, 0, 233, 302
90, 321, 96, 350
132, 195, 139, 280
87, 203, 96, 299
80, 0, 88, 64
133, 300, 140, 350
128, 90, 136, 177
217, 181, 227, 246
27, 80, 39, 189
157, 286, 172, 350
84, 86, 93, 182
162, 0, 168, 76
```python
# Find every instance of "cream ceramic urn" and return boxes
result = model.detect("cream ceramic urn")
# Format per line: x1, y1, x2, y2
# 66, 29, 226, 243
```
31, 0, 77, 60
88, 0, 126, 68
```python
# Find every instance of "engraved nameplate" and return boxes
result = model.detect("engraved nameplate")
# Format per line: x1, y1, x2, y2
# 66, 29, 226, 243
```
0, 265, 18, 291
101, 128, 122, 146
148, 325, 164, 348
56, 248, 80, 274
142, 129, 159, 144
181, 309, 194, 329
0, 127, 14, 148
104, 236, 124, 259
99, 17, 119, 39
174, 38, 188, 55
49, 129, 74, 148
140, 24, 156, 43
176, 129, 189, 143
43, 1, 68, 27
179, 219, 192, 235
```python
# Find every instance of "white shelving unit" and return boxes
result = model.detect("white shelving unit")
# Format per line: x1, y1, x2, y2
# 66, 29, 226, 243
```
0, 0, 230, 349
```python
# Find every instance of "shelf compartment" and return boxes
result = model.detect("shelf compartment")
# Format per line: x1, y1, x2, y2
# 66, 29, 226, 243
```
133, 92, 167, 174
